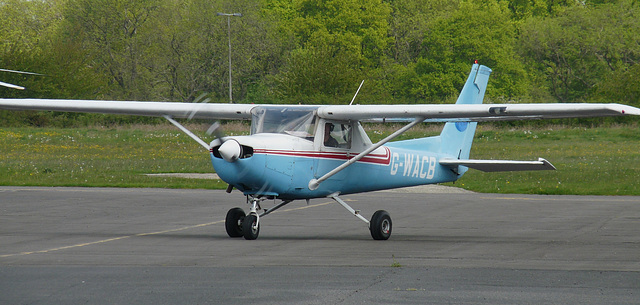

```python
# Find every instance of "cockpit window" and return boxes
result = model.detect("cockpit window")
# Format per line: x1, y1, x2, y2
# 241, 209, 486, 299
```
324, 122, 351, 149
251, 106, 319, 139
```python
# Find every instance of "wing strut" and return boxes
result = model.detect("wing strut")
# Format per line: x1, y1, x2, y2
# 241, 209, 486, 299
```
308, 117, 425, 190
163, 115, 210, 150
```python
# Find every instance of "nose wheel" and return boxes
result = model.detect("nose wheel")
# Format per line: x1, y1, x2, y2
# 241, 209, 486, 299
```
242, 214, 260, 240
225, 207, 261, 240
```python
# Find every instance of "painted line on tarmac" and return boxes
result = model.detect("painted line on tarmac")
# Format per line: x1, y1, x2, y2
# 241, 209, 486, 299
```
0, 221, 223, 258
0, 201, 333, 258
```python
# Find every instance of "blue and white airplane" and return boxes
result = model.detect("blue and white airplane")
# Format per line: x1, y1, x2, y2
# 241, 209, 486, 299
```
1, 63, 639, 240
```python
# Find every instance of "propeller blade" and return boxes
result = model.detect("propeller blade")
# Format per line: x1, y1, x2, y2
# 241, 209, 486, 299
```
206, 121, 225, 138
187, 93, 211, 120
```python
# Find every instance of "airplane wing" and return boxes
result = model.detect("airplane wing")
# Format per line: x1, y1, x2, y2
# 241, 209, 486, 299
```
440, 158, 556, 172
317, 103, 640, 121
0, 99, 639, 122
0, 99, 254, 120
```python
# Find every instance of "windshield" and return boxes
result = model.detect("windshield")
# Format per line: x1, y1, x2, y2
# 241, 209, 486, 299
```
251, 106, 319, 138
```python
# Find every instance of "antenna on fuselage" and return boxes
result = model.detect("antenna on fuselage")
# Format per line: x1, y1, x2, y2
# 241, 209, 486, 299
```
349, 80, 365, 105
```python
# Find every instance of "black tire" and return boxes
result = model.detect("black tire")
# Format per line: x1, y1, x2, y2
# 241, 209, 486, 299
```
225, 208, 245, 238
242, 214, 260, 240
370, 210, 392, 240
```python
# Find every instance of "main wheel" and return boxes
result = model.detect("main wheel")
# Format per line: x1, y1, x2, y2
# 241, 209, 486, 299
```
370, 210, 392, 240
225, 207, 245, 238
242, 214, 260, 240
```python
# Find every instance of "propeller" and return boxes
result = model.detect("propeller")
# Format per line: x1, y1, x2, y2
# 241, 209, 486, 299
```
165, 93, 244, 192
184, 93, 235, 160
187, 93, 225, 140
205, 119, 243, 193
187, 93, 211, 120
206, 121, 225, 139
207, 121, 242, 162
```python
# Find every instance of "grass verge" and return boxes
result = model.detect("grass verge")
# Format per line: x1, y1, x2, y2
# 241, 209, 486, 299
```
0, 125, 229, 189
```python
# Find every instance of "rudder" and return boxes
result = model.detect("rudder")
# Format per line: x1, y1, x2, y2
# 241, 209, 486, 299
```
439, 64, 492, 167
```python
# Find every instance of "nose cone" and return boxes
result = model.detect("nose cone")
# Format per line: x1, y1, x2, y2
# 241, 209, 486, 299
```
218, 140, 242, 162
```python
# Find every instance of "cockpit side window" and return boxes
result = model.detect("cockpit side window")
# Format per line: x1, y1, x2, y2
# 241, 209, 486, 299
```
323, 122, 351, 149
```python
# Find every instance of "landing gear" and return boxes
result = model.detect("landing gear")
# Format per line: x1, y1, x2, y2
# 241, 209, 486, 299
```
225, 207, 245, 238
225, 195, 392, 240
241, 197, 261, 240
224, 196, 294, 240
242, 214, 260, 240
224, 206, 260, 240
330, 194, 393, 240
370, 210, 392, 240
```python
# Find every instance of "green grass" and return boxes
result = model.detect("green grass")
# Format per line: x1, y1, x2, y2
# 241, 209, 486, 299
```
0, 124, 229, 189
1, 123, 638, 195
454, 125, 640, 195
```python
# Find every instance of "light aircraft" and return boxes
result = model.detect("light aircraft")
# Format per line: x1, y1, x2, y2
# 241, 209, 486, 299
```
1, 63, 639, 240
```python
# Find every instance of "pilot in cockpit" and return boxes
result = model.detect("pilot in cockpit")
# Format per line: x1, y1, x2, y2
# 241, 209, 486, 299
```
324, 123, 339, 147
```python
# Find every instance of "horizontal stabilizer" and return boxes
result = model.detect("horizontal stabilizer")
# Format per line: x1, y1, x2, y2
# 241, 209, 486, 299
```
440, 158, 556, 172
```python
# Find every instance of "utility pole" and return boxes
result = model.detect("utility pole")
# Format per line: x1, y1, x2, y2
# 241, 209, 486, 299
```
216, 12, 242, 104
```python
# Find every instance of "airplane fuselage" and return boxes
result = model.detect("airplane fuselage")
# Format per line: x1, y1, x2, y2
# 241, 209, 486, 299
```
211, 133, 460, 200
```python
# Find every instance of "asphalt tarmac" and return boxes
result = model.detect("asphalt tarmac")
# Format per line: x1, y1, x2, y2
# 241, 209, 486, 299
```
1, 186, 639, 304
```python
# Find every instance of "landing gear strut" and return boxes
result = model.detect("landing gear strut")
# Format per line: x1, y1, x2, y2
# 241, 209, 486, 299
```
330, 194, 393, 240
235, 197, 262, 240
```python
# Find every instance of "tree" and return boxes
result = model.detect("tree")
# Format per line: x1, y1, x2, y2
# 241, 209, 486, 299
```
519, 0, 640, 101
387, 0, 458, 65
594, 63, 640, 106
508, 0, 580, 20
396, 1, 528, 102
269, 0, 392, 103
63, 0, 162, 100
0, 0, 65, 97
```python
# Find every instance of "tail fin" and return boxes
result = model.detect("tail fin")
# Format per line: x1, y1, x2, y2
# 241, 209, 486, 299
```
439, 64, 492, 164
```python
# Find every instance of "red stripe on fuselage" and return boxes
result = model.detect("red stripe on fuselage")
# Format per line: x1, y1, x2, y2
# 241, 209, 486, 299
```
253, 147, 391, 165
